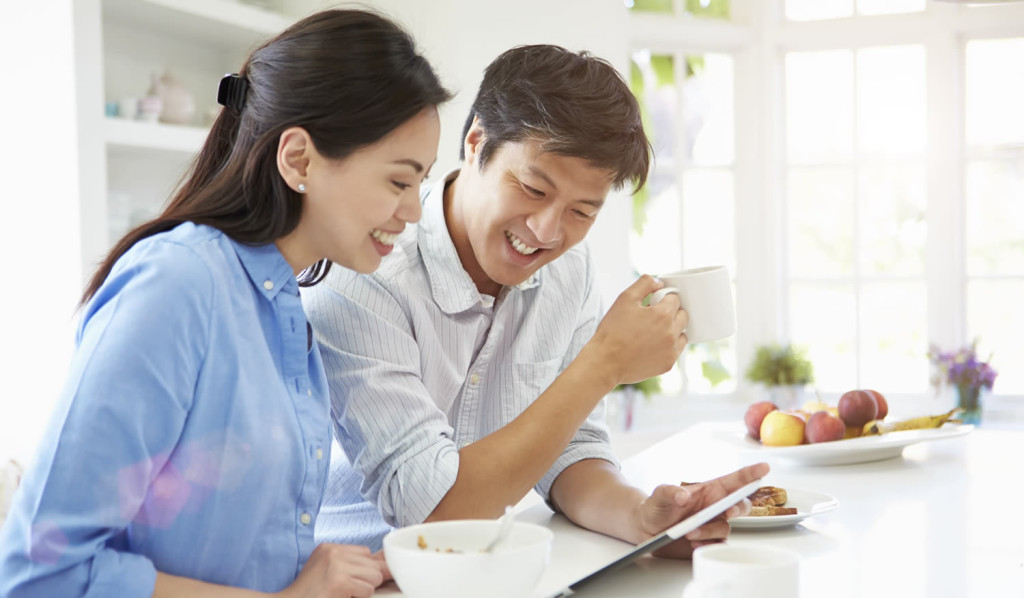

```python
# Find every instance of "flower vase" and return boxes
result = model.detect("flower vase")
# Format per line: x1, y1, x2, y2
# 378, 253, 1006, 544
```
955, 384, 983, 425
768, 385, 804, 411
618, 387, 637, 432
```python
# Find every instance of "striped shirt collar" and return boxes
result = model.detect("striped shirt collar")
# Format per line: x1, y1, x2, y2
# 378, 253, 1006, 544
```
419, 169, 541, 315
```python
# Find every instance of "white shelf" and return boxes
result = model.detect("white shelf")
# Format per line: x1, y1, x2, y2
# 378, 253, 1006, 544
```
104, 117, 207, 156
102, 0, 291, 51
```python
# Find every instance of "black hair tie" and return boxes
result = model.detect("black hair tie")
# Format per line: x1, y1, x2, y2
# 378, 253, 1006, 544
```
217, 73, 249, 111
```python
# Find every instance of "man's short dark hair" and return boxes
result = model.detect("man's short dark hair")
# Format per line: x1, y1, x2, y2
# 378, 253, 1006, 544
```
460, 44, 652, 194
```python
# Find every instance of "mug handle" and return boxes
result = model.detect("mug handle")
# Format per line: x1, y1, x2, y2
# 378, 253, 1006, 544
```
650, 287, 679, 305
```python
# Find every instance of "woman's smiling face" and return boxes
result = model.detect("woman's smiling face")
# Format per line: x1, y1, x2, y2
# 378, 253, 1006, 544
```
281, 106, 440, 274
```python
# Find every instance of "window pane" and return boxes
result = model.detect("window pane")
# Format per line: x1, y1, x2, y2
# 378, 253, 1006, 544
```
684, 0, 730, 19
859, 163, 926, 276
968, 280, 1024, 394
683, 337, 737, 394
788, 166, 855, 277
786, 51, 854, 164
630, 179, 682, 274
682, 169, 735, 272
857, 45, 925, 156
632, 51, 676, 163
857, 0, 924, 16
860, 282, 928, 393
790, 283, 857, 391
966, 38, 1024, 148
687, 53, 735, 166
627, 0, 674, 13
786, 0, 852, 21
965, 159, 1024, 276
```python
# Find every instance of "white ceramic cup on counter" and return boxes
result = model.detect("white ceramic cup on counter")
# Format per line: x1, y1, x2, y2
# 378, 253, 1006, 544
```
649, 265, 735, 344
683, 544, 800, 598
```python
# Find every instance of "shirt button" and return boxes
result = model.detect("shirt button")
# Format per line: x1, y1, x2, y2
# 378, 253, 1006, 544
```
316, 448, 323, 460
300, 512, 312, 525
469, 374, 480, 385
307, 389, 312, 396
263, 280, 274, 291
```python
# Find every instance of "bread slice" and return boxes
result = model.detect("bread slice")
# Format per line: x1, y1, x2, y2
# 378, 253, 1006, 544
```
749, 505, 798, 517
748, 486, 788, 507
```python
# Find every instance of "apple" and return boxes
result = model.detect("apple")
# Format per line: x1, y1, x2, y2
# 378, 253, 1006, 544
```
760, 410, 806, 446
865, 389, 888, 420
838, 389, 878, 427
804, 411, 846, 443
801, 399, 830, 414
744, 401, 779, 440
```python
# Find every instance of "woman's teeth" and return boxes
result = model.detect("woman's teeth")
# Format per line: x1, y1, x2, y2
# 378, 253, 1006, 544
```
371, 229, 398, 246
505, 231, 539, 255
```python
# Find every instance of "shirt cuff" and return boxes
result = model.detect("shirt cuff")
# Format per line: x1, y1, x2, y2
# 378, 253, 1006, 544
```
536, 434, 620, 506
86, 549, 157, 598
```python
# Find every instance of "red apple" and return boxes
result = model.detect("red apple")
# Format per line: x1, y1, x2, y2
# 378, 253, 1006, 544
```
838, 390, 879, 427
744, 401, 779, 440
865, 389, 888, 420
804, 411, 846, 443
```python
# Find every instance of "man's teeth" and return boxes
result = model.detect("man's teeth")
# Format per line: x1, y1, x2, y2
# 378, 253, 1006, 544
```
371, 229, 398, 246
505, 231, 539, 255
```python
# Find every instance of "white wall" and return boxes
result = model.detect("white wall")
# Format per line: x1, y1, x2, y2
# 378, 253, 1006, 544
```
0, 0, 93, 466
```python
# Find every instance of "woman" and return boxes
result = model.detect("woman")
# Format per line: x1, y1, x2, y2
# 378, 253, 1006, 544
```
0, 9, 449, 598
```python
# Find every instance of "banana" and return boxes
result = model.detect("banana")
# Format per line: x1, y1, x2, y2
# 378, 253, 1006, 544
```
861, 408, 963, 436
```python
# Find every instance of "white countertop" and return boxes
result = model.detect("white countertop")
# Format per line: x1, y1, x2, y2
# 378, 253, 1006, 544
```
379, 420, 1024, 597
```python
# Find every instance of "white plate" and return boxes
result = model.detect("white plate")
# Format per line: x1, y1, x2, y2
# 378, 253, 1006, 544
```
731, 488, 838, 530
715, 424, 974, 466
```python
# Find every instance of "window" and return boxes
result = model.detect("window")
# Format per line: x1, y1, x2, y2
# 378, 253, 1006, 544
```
964, 37, 1024, 394
784, 45, 928, 393
629, 1, 1024, 403
628, 14, 739, 395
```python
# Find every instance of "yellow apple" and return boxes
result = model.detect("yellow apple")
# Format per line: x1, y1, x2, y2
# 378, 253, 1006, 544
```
801, 400, 830, 414
760, 410, 806, 446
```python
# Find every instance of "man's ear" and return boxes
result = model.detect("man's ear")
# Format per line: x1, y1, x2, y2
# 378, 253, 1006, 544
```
277, 127, 313, 192
463, 115, 486, 166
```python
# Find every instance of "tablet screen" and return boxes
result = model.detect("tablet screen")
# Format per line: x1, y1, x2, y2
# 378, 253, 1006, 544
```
549, 478, 763, 597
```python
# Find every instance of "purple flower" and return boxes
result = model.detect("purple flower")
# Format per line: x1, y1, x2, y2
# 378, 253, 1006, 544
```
928, 342, 998, 392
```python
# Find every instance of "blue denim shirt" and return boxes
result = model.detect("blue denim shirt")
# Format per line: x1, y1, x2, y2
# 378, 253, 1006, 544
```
0, 223, 332, 597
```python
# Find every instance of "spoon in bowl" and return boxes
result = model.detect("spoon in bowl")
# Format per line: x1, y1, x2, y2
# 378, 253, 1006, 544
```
482, 506, 515, 553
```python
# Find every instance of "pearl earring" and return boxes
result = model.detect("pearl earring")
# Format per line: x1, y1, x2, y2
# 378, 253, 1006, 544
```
297, 183, 306, 193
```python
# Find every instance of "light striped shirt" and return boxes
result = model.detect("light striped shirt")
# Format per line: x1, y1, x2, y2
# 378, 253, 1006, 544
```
303, 170, 618, 549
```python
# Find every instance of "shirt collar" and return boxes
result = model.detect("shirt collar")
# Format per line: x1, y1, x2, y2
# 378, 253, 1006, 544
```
232, 238, 298, 301
419, 169, 542, 315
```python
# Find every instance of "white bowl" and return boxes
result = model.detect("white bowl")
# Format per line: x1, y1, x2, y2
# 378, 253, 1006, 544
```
383, 519, 553, 598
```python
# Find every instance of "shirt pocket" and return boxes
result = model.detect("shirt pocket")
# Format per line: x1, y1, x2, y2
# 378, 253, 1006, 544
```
507, 356, 565, 416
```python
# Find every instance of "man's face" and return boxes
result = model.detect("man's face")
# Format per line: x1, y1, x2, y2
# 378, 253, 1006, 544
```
449, 126, 615, 295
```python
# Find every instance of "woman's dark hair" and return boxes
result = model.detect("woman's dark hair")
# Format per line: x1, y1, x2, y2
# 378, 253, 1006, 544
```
82, 9, 451, 305
459, 44, 651, 194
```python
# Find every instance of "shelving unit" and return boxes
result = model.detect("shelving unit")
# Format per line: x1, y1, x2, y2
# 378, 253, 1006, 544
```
76, 0, 297, 275
104, 117, 208, 156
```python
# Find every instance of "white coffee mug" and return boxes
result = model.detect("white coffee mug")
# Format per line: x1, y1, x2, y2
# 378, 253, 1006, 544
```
650, 265, 735, 344
683, 544, 800, 598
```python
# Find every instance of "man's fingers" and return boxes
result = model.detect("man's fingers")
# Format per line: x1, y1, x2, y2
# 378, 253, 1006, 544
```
622, 274, 664, 302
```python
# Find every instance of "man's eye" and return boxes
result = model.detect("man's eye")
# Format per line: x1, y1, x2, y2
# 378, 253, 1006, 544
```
392, 181, 411, 191
521, 183, 544, 197
573, 209, 596, 219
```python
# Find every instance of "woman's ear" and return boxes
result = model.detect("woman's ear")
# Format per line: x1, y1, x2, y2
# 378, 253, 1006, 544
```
277, 127, 313, 192
463, 115, 486, 166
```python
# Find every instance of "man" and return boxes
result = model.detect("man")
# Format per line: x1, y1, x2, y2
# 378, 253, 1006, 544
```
304, 44, 767, 556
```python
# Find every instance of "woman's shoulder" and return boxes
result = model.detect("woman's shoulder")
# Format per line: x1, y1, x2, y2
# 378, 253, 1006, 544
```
104, 223, 229, 304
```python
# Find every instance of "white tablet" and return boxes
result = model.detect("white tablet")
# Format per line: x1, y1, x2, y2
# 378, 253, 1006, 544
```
548, 478, 763, 597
